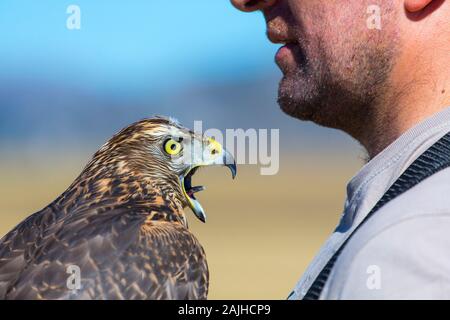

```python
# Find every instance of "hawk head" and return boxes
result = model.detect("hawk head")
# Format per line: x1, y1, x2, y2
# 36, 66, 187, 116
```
87, 116, 236, 223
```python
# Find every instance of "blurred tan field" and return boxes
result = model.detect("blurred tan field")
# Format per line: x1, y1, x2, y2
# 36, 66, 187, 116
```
0, 150, 361, 299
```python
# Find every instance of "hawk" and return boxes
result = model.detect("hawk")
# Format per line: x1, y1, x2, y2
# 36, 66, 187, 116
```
0, 117, 236, 300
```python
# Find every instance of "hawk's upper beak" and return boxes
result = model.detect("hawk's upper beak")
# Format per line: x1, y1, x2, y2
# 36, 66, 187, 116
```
212, 148, 237, 179
180, 139, 236, 223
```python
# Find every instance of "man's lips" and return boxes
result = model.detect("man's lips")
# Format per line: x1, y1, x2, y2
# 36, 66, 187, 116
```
276, 43, 295, 59
266, 25, 304, 73
275, 43, 298, 71
266, 26, 294, 45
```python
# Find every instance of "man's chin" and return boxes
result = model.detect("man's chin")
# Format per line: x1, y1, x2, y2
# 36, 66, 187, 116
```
277, 72, 377, 135
278, 99, 315, 124
277, 76, 317, 122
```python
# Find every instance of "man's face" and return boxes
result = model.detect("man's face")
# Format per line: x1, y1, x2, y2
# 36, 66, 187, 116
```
232, 0, 400, 137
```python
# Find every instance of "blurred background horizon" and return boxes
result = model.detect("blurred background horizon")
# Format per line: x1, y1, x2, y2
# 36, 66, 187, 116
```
0, 0, 363, 299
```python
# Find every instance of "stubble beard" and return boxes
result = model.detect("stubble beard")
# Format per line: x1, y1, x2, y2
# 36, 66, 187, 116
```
277, 33, 398, 142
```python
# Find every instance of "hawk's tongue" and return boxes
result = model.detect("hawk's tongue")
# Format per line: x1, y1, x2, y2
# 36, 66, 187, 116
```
187, 186, 205, 198
191, 186, 205, 193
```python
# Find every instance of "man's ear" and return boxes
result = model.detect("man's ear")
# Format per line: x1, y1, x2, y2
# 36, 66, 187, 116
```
405, 0, 433, 12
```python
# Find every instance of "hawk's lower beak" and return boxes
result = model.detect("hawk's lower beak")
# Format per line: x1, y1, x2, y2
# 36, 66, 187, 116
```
181, 148, 236, 223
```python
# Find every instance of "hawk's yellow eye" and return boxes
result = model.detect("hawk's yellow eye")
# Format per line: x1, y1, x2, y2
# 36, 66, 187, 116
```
164, 139, 182, 155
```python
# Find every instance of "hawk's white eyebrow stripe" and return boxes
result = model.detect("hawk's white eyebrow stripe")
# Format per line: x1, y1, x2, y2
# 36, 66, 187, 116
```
143, 127, 184, 137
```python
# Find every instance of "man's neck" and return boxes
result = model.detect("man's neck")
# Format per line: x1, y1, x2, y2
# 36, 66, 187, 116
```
359, 44, 450, 160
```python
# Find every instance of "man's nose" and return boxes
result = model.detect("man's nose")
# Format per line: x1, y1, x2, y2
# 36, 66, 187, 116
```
231, 0, 277, 12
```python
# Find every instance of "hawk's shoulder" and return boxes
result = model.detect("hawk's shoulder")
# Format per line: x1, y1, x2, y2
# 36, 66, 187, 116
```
1, 202, 208, 300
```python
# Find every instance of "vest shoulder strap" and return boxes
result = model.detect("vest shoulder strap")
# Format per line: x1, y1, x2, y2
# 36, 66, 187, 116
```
302, 131, 450, 300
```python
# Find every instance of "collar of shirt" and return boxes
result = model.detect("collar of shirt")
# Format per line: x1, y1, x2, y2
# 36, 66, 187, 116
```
290, 105, 450, 299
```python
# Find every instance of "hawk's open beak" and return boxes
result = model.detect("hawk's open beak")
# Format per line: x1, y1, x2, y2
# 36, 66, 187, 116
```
181, 143, 236, 223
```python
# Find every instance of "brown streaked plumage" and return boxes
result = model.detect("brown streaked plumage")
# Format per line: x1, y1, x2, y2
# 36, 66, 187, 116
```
0, 117, 236, 300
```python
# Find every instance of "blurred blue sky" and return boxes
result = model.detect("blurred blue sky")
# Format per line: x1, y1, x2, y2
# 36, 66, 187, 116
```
0, 0, 278, 95
0, 1, 357, 157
